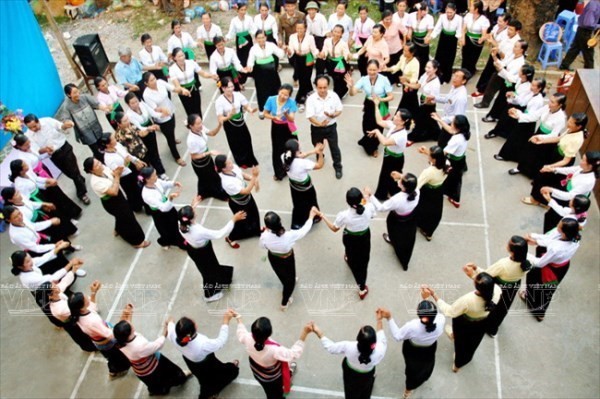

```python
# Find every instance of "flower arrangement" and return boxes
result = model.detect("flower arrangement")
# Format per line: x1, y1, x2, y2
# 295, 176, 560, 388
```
0, 102, 24, 134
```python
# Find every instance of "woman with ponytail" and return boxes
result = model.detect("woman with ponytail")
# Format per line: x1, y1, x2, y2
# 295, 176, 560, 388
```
366, 173, 420, 271
167, 313, 240, 398
68, 288, 131, 378
140, 166, 186, 250
520, 218, 581, 322
320, 187, 376, 300
312, 313, 387, 399
178, 201, 245, 302
237, 315, 312, 399
414, 145, 449, 241
379, 298, 445, 399
84, 157, 149, 248
260, 208, 319, 311
425, 271, 501, 372
541, 194, 591, 235
407, 59, 441, 143
113, 307, 190, 396
282, 139, 324, 229
463, 236, 532, 337
215, 155, 262, 248
369, 103, 412, 201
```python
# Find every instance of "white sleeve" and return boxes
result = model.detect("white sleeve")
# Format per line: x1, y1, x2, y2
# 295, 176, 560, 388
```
388, 318, 412, 342
320, 336, 350, 355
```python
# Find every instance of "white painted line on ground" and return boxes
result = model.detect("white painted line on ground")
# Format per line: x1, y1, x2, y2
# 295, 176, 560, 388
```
473, 103, 503, 399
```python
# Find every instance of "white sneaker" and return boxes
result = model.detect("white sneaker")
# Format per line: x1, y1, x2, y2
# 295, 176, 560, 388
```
204, 292, 224, 302
258, 111, 265, 120
75, 269, 87, 277
159, 174, 170, 181
280, 297, 293, 311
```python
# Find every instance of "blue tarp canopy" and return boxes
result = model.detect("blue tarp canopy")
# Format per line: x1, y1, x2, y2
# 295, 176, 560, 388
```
0, 0, 63, 148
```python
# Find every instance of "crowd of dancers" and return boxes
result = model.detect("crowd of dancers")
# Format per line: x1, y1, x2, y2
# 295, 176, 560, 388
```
3, 0, 600, 398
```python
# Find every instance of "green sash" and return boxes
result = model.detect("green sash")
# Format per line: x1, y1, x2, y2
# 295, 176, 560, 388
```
447, 153, 466, 161
183, 47, 195, 60
557, 145, 565, 157
379, 101, 390, 119
140, 119, 152, 128
424, 182, 443, 189
203, 40, 214, 46
236, 31, 250, 47
413, 30, 427, 38
109, 101, 120, 121
466, 31, 482, 39
539, 123, 552, 134
181, 79, 197, 89
442, 28, 456, 36
256, 55, 275, 65
329, 56, 346, 73
218, 64, 240, 79
305, 52, 315, 66
343, 228, 369, 236
230, 111, 244, 122
265, 29, 273, 36
384, 147, 404, 158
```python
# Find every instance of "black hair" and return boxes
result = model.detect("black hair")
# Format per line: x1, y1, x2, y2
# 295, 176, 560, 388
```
294, 19, 307, 27
279, 83, 294, 97
8, 159, 25, 182
474, 272, 496, 312
517, 39, 528, 55
282, 139, 299, 172
264, 211, 286, 236
12, 133, 28, 149
509, 235, 531, 272
332, 24, 345, 34
336, 0, 347, 9
171, 19, 181, 31
142, 71, 156, 84
187, 113, 201, 129
237, 1, 248, 9
255, 29, 267, 38
220, 76, 235, 90
140, 33, 152, 44
382, 10, 394, 19
139, 166, 155, 185
472, 1, 484, 14
175, 317, 197, 346
585, 151, 600, 178
114, 112, 126, 126
124, 91, 137, 105
213, 36, 225, 45
404, 41, 416, 56
457, 68, 472, 83
83, 157, 95, 174
430, 145, 450, 173
98, 132, 113, 151
402, 173, 418, 201
315, 74, 331, 86
428, 59, 440, 76
499, 12, 512, 23
445, 2, 457, 11
453, 115, 471, 140
24, 113, 38, 125
346, 187, 365, 215
10, 250, 27, 276
64, 83, 77, 96
358, 5, 368, 12
178, 206, 195, 233
366, 59, 381, 69
560, 218, 581, 242
508, 19, 522, 31
36, 281, 53, 313
572, 195, 591, 220
259, 2, 270, 9
416, 1, 428, 11
571, 112, 589, 138
93, 76, 106, 89
215, 154, 228, 173
172, 47, 185, 59
553, 93, 567, 110
372, 23, 386, 35
251, 317, 272, 351
1, 187, 16, 203
521, 64, 535, 82
396, 108, 413, 129
113, 320, 132, 347
356, 325, 377, 364
2, 205, 18, 224
68, 292, 86, 323
417, 300, 438, 333
532, 77, 547, 95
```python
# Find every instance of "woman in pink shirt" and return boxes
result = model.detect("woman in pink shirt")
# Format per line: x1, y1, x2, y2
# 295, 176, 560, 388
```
95, 77, 127, 130
354, 24, 390, 74
380, 10, 405, 85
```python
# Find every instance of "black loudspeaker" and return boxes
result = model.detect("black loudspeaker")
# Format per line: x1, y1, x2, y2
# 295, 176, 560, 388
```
73, 34, 109, 76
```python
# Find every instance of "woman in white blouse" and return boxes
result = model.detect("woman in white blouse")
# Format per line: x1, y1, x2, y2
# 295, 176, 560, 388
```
379, 298, 445, 399
11, 132, 51, 179
260, 208, 318, 310
282, 140, 324, 229
113, 308, 190, 395
321, 24, 350, 99
407, 60, 441, 143
521, 218, 581, 322
286, 20, 318, 110
94, 76, 126, 129
366, 172, 420, 271
459, 1, 490, 76
140, 166, 186, 250
197, 12, 223, 60
167, 19, 197, 60
327, 1, 353, 41
178, 203, 245, 302
312, 315, 387, 399
227, 3, 256, 85
320, 187, 376, 300
255, 2, 279, 44
237, 315, 312, 398
215, 155, 262, 248
407, 1, 434, 77
209, 37, 245, 91
139, 33, 169, 81
168, 313, 240, 398
142, 71, 187, 166
352, 5, 375, 76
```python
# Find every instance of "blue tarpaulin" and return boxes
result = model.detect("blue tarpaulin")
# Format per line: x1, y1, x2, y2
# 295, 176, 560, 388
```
0, 0, 63, 148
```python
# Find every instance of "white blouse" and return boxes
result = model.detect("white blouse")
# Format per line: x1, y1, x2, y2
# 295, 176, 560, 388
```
528, 234, 580, 268
284, 157, 315, 182
353, 17, 375, 42
253, 14, 279, 42
13, 173, 46, 199
306, 12, 329, 37
96, 86, 126, 108
126, 101, 161, 130
142, 179, 174, 212
219, 165, 246, 196
551, 167, 596, 201
49, 271, 76, 322
497, 55, 525, 84
169, 60, 202, 85
143, 80, 176, 123
209, 48, 244, 74
444, 134, 468, 157
181, 220, 235, 249
516, 107, 566, 138
288, 33, 318, 56
168, 322, 229, 362
247, 42, 285, 67
260, 218, 313, 253
25, 117, 67, 153
226, 16, 256, 40
508, 81, 533, 108
328, 13, 353, 41
120, 334, 165, 361
333, 203, 376, 232
463, 13, 491, 35
138, 45, 168, 67
18, 253, 65, 290
321, 330, 387, 372
104, 143, 137, 177
407, 13, 434, 34
13, 148, 42, 170
322, 37, 350, 58
197, 23, 223, 43
14, 198, 41, 223
388, 313, 446, 346
382, 121, 408, 155
417, 73, 441, 102
431, 14, 463, 39
9, 219, 54, 253
167, 32, 197, 54
370, 191, 420, 216
187, 126, 210, 155
215, 92, 248, 117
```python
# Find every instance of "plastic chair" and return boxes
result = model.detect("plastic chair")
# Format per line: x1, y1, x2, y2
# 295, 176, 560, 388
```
556, 10, 577, 31
538, 22, 564, 69
563, 23, 578, 50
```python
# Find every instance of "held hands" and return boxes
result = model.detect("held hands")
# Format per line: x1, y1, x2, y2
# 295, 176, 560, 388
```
420, 286, 431, 299
529, 135, 544, 144
315, 142, 325, 154
45, 178, 58, 187
430, 112, 441, 123
122, 303, 134, 318
163, 317, 173, 336
251, 166, 260, 177
507, 108, 519, 119
180, 87, 191, 97
540, 165, 554, 173
191, 195, 203, 208
376, 307, 392, 320
462, 262, 478, 278
62, 120, 75, 129
367, 129, 381, 138
390, 171, 402, 181
540, 186, 553, 197
309, 206, 320, 220
363, 186, 373, 197
417, 145, 428, 155
232, 211, 247, 222
50, 217, 61, 226
114, 165, 125, 177
55, 240, 71, 251
42, 203, 56, 212
310, 322, 323, 338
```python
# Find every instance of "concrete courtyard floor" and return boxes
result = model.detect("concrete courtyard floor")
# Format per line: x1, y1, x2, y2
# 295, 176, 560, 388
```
1, 69, 598, 399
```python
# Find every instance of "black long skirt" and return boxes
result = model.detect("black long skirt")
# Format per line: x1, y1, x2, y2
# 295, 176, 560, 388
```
488, 104, 524, 139
412, 36, 429, 77
227, 195, 261, 241
140, 131, 166, 175
374, 153, 404, 200
254, 61, 281, 112
530, 157, 574, 204
341, 357, 376, 399
357, 37, 369, 76
358, 98, 382, 155
31, 209, 78, 241
187, 242, 234, 298
402, 340, 437, 390
41, 185, 82, 220
498, 121, 536, 161
409, 103, 438, 142
453, 314, 487, 369
271, 122, 296, 180
205, 43, 216, 60
488, 83, 513, 120
398, 89, 419, 120
217, 66, 242, 92
415, 184, 444, 237
138, 354, 188, 396
178, 86, 202, 118
191, 156, 228, 200
475, 55, 495, 93
343, 230, 370, 290
524, 262, 570, 318
120, 172, 144, 213
326, 58, 349, 99
236, 33, 253, 85
294, 54, 314, 104
149, 208, 186, 248
517, 132, 555, 179
223, 119, 259, 168
94, 339, 131, 374
386, 211, 417, 270
101, 193, 145, 246
435, 33, 458, 84
268, 251, 296, 306
543, 207, 563, 234
461, 36, 484, 76
183, 353, 239, 399
63, 320, 97, 352
289, 179, 319, 229
444, 156, 466, 202
486, 279, 520, 336
383, 50, 402, 85
314, 36, 326, 77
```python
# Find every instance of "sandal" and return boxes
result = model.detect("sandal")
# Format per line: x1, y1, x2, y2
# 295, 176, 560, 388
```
80, 194, 91, 205
176, 158, 187, 167
521, 196, 539, 206
225, 237, 240, 249
175, 138, 182, 144
481, 115, 497, 123
382, 233, 392, 244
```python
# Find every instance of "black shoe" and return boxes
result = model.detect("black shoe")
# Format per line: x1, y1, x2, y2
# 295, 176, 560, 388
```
335, 170, 343, 179
493, 154, 504, 161
473, 103, 489, 109
508, 168, 520, 175
482, 116, 497, 123
484, 132, 497, 139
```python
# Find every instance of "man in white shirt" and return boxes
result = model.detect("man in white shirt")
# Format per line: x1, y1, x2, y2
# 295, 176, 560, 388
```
24, 114, 90, 205
306, 75, 344, 179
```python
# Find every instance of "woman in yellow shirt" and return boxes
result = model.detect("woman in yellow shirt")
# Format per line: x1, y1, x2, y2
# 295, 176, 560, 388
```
386, 42, 420, 119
